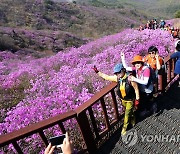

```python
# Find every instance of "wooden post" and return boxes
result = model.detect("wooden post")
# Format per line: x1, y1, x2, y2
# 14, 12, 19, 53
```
100, 98, 110, 130
76, 111, 97, 154
12, 141, 23, 154
88, 107, 100, 139
58, 122, 66, 134
111, 90, 119, 120
39, 130, 48, 146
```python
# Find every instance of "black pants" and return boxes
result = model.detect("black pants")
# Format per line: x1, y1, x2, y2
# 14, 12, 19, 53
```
135, 92, 153, 121
139, 92, 153, 111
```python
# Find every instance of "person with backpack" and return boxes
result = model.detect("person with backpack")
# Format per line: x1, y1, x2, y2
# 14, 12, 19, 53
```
170, 40, 180, 87
92, 63, 140, 135
143, 46, 164, 93
121, 53, 155, 119
159, 20, 166, 29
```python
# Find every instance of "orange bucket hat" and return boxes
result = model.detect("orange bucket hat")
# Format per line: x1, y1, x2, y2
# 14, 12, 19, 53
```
131, 55, 144, 64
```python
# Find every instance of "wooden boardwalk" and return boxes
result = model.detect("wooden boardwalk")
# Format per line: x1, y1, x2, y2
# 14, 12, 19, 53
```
95, 81, 180, 154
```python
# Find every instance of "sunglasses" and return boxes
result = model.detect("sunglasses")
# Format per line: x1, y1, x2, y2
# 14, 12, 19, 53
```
133, 61, 142, 65
114, 70, 124, 74
148, 51, 156, 54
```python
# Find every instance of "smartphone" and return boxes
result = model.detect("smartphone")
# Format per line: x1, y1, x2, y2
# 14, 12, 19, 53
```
49, 134, 66, 146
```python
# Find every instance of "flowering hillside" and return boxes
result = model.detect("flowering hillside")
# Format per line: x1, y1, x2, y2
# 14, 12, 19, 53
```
0, 28, 175, 152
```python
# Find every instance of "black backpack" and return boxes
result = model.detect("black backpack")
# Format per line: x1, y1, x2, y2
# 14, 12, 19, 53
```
116, 77, 135, 100
146, 66, 157, 88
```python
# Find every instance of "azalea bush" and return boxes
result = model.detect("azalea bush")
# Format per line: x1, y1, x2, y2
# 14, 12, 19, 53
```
0, 29, 175, 152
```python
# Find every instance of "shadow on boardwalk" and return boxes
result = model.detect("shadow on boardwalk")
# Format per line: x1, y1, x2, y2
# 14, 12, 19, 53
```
95, 80, 180, 154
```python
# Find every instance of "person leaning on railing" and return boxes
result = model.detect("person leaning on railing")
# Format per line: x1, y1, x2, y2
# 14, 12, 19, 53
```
92, 63, 140, 136
170, 40, 180, 87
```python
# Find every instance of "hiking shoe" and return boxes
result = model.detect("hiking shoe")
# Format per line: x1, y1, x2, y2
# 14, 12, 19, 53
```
153, 93, 158, 98
151, 103, 157, 114
121, 128, 126, 136
139, 110, 147, 117
131, 120, 136, 127
131, 122, 136, 127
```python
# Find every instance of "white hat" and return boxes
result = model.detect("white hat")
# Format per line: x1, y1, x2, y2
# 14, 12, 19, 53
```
175, 40, 180, 52
175, 40, 180, 48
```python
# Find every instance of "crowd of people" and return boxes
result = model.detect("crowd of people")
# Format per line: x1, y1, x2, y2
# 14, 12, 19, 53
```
138, 19, 179, 39
92, 45, 164, 135
93, 40, 180, 136
43, 40, 180, 154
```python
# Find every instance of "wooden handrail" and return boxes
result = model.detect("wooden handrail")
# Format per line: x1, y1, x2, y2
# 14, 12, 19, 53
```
75, 82, 117, 114
0, 52, 178, 153
0, 111, 76, 147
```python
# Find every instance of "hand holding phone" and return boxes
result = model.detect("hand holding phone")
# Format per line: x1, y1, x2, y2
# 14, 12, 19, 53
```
45, 133, 73, 154
49, 134, 66, 146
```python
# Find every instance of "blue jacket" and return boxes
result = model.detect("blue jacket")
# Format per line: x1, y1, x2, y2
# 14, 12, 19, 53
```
170, 51, 180, 74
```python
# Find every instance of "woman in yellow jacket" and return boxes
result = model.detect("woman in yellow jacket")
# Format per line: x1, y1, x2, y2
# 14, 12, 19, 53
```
93, 63, 140, 135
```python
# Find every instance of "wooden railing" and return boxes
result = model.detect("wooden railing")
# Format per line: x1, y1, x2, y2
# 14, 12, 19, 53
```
0, 53, 177, 153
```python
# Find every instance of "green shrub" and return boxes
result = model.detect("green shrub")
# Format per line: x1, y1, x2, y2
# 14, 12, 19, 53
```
174, 10, 180, 18
117, 4, 124, 9
44, 0, 54, 6
43, 14, 53, 24
0, 35, 18, 52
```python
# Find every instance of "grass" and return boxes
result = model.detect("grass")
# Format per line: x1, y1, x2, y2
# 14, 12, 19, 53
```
79, 0, 180, 19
